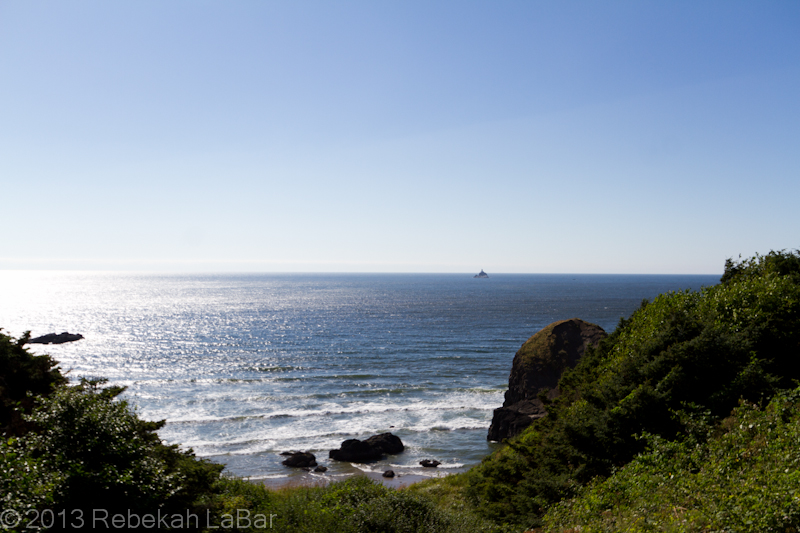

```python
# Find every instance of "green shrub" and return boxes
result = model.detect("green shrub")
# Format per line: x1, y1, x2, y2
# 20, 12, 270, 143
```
543, 386, 800, 532
0, 330, 66, 436
205, 475, 501, 533
20, 379, 184, 516
0, 333, 224, 531
0, 436, 58, 528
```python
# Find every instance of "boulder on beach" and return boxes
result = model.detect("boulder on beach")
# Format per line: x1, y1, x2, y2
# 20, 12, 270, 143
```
364, 432, 404, 454
281, 451, 317, 468
329, 439, 383, 462
329, 432, 404, 463
487, 318, 606, 442
382, 470, 395, 478
28, 332, 84, 345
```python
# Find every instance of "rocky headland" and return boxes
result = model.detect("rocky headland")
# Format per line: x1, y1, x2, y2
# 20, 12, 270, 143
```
487, 318, 606, 441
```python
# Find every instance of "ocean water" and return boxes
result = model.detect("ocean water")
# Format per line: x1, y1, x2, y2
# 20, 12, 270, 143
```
0, 272, 719, 484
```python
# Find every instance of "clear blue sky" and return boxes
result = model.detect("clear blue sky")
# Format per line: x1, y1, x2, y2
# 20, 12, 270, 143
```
1, 1, 798, 273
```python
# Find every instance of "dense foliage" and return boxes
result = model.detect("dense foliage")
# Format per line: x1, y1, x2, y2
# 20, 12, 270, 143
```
0, 332, 223, 531
462, 250, 800, 528
0, 331, 66, 436
205, 475, 502, 533
543, 387, 800, 532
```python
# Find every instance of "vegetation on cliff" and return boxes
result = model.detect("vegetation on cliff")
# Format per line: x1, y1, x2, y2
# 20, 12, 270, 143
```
452, 249, 800, 529
543, 386, 800, 531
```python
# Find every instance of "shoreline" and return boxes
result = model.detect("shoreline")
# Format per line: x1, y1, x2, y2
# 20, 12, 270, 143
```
254, 470, 453, 491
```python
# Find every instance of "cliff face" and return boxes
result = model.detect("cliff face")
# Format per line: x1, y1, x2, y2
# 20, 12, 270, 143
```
487, 318, 606, 441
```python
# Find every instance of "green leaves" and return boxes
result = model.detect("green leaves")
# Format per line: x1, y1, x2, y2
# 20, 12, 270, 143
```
0, 331, 224, 529
543, 387, 800, 532
1, 437, 59, 526
206, 476, 500, 533
0, 330, 66, 436
20, 382, 182, 514
721, 249, 800, 285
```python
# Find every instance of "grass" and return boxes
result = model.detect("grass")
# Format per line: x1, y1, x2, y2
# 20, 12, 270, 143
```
203, 475, 506, 533
542, 387, 800, 532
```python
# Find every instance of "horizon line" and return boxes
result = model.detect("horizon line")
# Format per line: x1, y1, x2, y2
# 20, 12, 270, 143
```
0, 269, 722, 276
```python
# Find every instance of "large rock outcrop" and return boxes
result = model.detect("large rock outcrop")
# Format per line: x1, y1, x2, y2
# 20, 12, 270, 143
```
329, 432, 404, 463
487, 318, 606, 441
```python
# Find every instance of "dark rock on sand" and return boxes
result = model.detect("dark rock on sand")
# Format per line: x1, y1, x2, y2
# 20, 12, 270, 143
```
329, 439, 383, 462
329, 433, 404, 463
382, 470, 395, 478
488, 318, 606, 442
365, 432, 404, 454
281, 451, 317, 468
28, 332, 84, 345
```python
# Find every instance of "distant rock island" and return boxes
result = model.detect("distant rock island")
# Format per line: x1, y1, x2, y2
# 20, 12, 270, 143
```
28, 332, 84, 345
474, 269, 489, 278
487, 318, 606, 441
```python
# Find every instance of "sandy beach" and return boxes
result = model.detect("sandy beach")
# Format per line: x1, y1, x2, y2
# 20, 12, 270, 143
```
257, 469, 452, 491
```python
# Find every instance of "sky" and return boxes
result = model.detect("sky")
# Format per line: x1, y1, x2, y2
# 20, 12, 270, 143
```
1, 1, 798, 274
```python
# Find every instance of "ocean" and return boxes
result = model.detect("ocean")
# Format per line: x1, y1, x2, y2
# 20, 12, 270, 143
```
0, 272, 719, 485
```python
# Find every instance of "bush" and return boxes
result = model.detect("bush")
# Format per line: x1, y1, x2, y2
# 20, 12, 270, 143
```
0, 333, 224, 531
0, 330, 66, 436
205, 475, 501, 533
20, 379, 184, 516
543, 387, 800, 532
